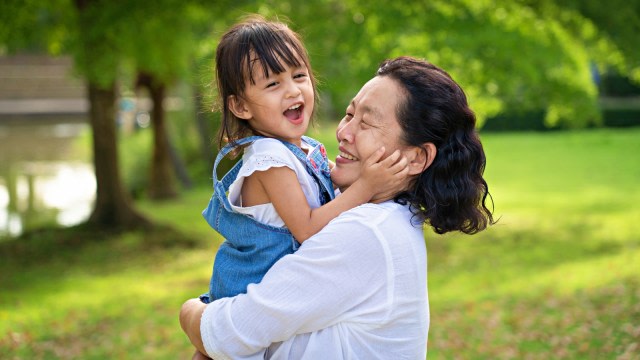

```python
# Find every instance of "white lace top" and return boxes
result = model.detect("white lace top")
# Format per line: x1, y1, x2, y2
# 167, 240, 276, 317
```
227, 138, 322, 228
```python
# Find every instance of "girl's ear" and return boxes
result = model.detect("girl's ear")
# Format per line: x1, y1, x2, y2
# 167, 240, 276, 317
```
406, 143, 436, 175
228, 95, 252, 120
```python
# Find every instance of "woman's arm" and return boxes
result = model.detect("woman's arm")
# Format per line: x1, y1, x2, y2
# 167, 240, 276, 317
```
180, 216, 388, 358
179, 299, 208, 355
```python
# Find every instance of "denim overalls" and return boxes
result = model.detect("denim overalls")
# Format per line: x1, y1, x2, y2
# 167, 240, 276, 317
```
200, 136, 335, 302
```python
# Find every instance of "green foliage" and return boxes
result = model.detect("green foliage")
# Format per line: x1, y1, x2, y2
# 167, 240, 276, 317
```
2, 0, 638, 129
524, 0, 640, 82
1, 127, 639, 358
228, 0, 638, 129
119, 127, 152, 199
0, 0, 72, 54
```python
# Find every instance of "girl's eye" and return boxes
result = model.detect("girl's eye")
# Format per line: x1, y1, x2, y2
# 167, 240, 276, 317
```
266, 82, 278, 88
294, 73, 307, 79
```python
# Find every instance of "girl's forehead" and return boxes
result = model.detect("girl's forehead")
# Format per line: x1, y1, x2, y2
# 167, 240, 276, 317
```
245, 49, 306, 81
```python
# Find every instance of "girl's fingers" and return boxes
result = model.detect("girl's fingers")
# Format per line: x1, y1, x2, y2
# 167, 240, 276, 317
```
365, 147, 386, 166
390, 156, 409, 174
379, 149, 401, 166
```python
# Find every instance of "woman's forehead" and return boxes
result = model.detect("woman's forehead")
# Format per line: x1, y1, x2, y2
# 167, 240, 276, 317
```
352, 76, 400, 120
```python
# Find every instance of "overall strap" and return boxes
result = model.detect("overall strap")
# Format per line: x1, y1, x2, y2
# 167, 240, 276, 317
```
211, 136, 263, 212
280, 137, 334, 203
301, 135, 319, 147
211, 136, 263, 186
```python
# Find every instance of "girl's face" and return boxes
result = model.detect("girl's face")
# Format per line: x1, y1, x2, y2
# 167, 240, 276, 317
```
229, 57, 314, 147
332, 76, 408, 191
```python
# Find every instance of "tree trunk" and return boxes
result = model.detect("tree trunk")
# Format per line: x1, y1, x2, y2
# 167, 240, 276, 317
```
168, 137, 193, 189
87, 83, 149, 229
74, 0, 149, 231
137, 73, 178, 200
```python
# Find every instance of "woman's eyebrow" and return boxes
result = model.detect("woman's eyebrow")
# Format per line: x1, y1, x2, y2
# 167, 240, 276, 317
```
362, 105, 383, 122
349, 100, 383, 122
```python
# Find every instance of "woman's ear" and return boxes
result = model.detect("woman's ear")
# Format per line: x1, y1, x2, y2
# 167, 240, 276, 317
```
228, 95, 252, 120
406, 143, 436, 175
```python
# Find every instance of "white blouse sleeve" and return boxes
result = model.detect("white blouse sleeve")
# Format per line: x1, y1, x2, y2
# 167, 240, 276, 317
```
200, 210, 391, 358
239, 138, 302, 177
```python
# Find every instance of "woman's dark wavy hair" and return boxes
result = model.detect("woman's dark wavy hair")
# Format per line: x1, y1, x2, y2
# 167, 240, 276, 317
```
214, 15, 318, 148
377, 56, 495, 234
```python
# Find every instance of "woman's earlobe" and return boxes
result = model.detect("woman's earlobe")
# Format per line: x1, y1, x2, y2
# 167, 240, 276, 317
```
228, 95, 251, 120
407, 143, 436, 175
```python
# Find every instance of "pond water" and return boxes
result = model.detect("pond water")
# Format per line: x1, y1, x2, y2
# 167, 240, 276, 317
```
0, 120, 95, 237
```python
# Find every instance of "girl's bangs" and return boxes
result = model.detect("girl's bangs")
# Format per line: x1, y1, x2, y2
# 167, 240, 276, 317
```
245, 38, 304, 84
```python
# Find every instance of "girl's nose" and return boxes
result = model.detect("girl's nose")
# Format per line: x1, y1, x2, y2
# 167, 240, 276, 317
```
285, 79, 302, 98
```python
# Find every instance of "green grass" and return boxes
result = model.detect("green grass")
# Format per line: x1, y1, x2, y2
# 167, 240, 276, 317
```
425, 129, 640, 359
1, 127, 640, 359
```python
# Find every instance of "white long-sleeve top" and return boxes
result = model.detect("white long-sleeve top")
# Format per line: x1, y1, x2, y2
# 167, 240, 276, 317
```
201, 201, 429, 359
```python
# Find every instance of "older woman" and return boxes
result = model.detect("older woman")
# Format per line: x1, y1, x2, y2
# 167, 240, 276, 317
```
180, 56, 494, 359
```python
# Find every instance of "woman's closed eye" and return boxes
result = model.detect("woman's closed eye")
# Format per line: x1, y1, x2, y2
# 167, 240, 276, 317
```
360, 120, 372, 129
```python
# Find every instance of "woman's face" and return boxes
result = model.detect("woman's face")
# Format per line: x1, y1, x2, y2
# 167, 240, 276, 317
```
332, 75, 407, 191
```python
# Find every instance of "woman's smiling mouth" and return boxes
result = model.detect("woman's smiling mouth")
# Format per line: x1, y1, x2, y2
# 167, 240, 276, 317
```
338, 150, 358, 161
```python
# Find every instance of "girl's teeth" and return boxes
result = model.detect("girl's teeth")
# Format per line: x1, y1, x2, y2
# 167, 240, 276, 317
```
288, 104, 301, 110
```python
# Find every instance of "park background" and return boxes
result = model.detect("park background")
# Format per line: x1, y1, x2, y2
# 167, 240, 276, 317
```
1, 0, 639, 358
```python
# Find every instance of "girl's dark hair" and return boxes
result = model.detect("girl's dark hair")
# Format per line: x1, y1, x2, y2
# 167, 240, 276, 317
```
215, 15, 317, 148
377, 56, 495, 235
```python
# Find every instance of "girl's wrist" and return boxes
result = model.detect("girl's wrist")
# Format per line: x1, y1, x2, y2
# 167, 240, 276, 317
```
348, 179, 375, 203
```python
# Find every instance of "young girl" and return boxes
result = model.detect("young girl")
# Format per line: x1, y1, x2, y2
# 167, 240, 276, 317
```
199, 16, 408, 305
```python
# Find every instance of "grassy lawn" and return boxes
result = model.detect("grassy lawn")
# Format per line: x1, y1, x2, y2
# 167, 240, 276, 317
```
1, 126, 639, 359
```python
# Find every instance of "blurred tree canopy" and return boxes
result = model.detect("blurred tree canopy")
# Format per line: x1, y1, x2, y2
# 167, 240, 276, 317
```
1, 0, 638, 128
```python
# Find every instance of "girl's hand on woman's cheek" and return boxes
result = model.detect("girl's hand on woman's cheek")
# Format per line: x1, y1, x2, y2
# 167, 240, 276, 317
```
360, 148, 410, 201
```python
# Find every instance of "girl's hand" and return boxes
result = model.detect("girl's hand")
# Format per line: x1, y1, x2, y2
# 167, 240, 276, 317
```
359, 147, 410, 202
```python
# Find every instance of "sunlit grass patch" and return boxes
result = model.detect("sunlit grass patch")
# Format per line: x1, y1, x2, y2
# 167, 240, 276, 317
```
0, 223, 216, 359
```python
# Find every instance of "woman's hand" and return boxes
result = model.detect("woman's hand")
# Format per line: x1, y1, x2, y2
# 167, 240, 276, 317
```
180, 298, 208, 356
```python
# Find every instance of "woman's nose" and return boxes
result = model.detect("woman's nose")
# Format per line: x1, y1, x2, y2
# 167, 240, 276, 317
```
336, 120, 355, 143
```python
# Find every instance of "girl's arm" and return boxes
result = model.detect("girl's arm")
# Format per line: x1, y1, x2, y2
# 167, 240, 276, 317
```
253, 147, 408, 242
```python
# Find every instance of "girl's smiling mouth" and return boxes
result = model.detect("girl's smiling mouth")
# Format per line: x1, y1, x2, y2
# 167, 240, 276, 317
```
284, 103, 304, 123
